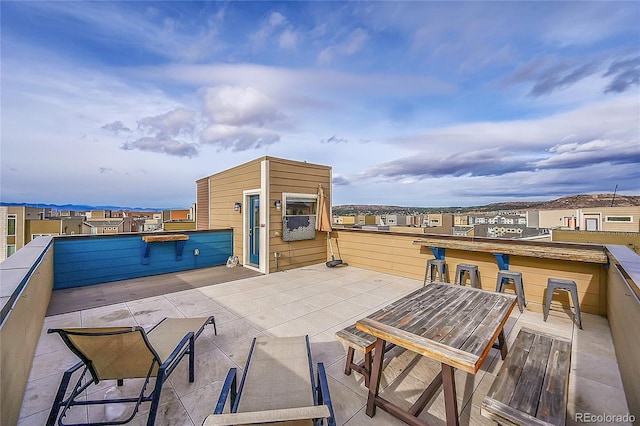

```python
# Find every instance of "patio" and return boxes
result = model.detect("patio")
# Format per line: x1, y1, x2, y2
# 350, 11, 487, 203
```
19, 264, 631, 426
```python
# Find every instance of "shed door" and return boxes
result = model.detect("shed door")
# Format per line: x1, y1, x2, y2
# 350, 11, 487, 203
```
248, 195, 260, 265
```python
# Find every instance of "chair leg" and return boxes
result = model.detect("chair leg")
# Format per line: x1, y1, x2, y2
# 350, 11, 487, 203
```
189, 335, 196, 383
46, 368, 75, 426
147, 370, 165, 426
317, 362, 336, 426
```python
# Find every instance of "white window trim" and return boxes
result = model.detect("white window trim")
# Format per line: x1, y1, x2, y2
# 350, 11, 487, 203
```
282, 192, 318, 216
605, 215, 633, 222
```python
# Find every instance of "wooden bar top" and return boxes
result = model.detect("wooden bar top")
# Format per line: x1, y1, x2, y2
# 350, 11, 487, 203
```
141, 234, 189, 242
413, 238, 608, 264
356, 283, 517, 374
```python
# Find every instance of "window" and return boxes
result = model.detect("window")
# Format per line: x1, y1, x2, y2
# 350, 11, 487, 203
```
284, 195, 317, 216
8, 214, 16, 236
282, 193, 318, 242
7, 245, 16, 257
606, 216, 632, 222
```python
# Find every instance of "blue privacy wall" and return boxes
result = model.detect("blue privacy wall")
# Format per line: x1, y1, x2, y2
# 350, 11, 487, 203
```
54, 230, 233, 289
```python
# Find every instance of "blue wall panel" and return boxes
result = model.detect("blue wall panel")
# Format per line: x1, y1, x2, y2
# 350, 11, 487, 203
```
53, 230, 233, 289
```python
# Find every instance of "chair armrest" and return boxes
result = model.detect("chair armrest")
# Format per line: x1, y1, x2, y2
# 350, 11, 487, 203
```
214, 368, 238, 414
202, 405, 331, 426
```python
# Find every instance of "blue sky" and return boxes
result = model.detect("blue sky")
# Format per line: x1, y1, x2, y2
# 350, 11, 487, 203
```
1, 1, 639, 208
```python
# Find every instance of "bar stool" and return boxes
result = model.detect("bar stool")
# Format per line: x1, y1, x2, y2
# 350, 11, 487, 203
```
454, 264, 481, 288
496, 271, 526, 313
423, 259, 448, 285
544, 278, 582, 329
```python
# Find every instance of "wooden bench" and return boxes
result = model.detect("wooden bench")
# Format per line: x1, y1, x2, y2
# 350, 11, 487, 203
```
482, 327, 572, 426
335, 324, 378, 387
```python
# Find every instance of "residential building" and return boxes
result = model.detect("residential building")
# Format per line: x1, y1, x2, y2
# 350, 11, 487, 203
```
84, 217, 132, 234
538, 206, 640, 232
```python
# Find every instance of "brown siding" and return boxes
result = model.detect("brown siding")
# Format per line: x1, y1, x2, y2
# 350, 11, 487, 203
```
209, 159, 262, 264
335, 229, 607, 315
196, 178, 209, 230
268, 158, 331, 273
164, 221, 197, 231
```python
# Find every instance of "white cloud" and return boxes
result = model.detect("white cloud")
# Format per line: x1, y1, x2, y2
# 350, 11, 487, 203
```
318, 28, 369, 64
138, 108, 197, 137
202, 86, 283, 126
279, 29, 299, 49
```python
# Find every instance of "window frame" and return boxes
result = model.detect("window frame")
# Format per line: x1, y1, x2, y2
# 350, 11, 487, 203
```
605, 216, 632, 223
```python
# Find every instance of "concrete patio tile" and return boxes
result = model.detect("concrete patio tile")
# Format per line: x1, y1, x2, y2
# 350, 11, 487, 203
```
128, 298, 186, 329
165, 290, 223, 317
566, 375, 633, 426
310, 331, 350, 368
204, 317, 264, 347
80, 303, 135, 327
244, 308, 299, 331
324, 375, 368, 426
181, 379, 226, 426
168, 346, 236, 398
274, 297, 322, 318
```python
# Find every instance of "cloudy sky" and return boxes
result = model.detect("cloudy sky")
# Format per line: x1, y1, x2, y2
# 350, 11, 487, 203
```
1, 1, 639, 208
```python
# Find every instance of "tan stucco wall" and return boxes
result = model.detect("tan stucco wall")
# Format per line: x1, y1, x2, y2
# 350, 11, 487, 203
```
0, 241, 54, 425
606, 247, 640, 420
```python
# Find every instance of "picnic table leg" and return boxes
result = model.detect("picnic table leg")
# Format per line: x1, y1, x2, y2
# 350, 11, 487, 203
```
498, 329, 508, 360
442, 363, 459, 426
365, 338, 386, 417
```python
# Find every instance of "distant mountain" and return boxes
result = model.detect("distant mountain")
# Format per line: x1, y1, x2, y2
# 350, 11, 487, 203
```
0, 202, 170, 211
334, 193, 640, 215
470, 193, 640, 212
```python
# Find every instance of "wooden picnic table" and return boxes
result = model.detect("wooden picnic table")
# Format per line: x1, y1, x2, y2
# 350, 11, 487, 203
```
356, 282, 517, 426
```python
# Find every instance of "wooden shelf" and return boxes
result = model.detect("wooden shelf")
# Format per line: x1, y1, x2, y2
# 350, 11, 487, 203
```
142, 234, 189, 243
141, 234, 189, 264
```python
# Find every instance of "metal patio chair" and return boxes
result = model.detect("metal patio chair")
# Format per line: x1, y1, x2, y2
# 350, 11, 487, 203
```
47, 316, 216, 426
203, 335, 335, 426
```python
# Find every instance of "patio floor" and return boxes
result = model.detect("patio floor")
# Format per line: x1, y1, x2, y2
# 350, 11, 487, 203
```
20, 264, 631, 425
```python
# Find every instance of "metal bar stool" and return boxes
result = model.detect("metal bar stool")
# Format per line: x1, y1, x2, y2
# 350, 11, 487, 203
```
544, 278, 583, 329
454, 264, 481, 288
423, 259, 448, 285
496, 271, 526, 313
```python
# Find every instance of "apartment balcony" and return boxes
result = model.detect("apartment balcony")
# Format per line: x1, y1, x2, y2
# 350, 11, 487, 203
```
1, 230, 638, 426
